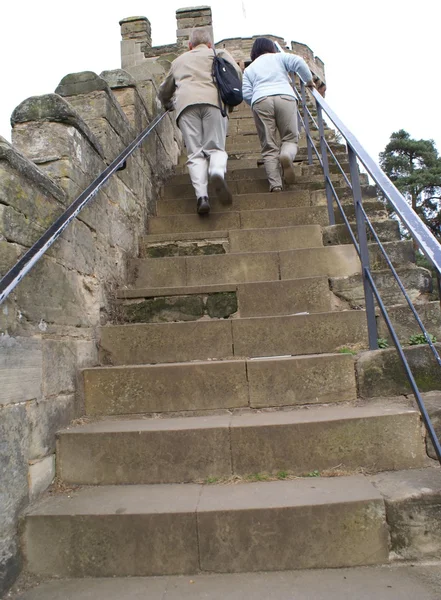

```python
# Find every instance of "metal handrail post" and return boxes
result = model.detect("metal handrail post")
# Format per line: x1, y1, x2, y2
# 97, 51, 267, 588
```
316, 101, 335, 225
347, 146, 378, 350
300, 81, 313, 165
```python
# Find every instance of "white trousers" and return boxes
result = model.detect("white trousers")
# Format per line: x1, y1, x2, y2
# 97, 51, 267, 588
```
178, 104, 229, 199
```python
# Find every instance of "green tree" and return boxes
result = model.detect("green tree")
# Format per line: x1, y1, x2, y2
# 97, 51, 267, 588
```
379, 130, 441, 239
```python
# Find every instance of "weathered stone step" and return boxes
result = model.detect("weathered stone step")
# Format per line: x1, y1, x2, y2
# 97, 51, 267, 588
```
129, 245, 361, 289
149, 206, 332, 234
84, 353, 355, 416
323, 219, 401, 246
117, 276, 333, 322
55, 403, 425, 485
175, 150, 348, 173
226, 129, 335, 148
331, 264, 430, 308
226, 139, 346, 156
157, 191, 384, 218
163, 173, 365, 199
170, 162, 350, 187
157, 189, 311, 216
357, 343, 441, 399
22, 476, 389, 577
98, 309, 367, 365
132, 240, 413, 290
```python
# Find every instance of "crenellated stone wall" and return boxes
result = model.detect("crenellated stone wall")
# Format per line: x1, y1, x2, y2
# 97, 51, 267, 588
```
0, 63, 181, 594
122, 8, 325, 93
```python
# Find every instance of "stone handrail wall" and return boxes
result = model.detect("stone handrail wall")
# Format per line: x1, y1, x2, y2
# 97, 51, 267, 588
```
0, 67, 181, 594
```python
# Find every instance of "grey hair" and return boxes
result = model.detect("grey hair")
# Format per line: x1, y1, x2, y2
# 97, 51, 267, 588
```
189, 27, 213, 47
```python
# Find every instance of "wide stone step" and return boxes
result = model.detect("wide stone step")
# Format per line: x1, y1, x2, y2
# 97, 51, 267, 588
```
55, 403, 425, 485
117, 276, 333, 322
157, 189, 312, 216
84, 352, 355, 416
175, 151, 349, 173
172, 161, 351, 184
163, 173, 365, 199
226, 139, 346, 156
149, 206, 332, 234
23, 476, 389, 577
162, 178, 317, 200
157, 192, 384, 218
128, 245, 360, 289
98, 309, 368, 365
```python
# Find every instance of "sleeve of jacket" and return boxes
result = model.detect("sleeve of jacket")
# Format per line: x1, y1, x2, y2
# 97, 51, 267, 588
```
218, 49, 243, 82
158, 66, 176, 109
281, 53, 313, 84
242, 70, 253, 105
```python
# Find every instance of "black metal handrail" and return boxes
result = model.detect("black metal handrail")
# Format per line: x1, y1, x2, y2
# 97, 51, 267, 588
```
296, 80, 441, 463
0, 110, 169, 304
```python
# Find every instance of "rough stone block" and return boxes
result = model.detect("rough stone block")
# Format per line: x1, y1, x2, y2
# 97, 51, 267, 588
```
42, 339, 78, 398
26, 395, 78, 460
56, 416, 232, 484
229, 225, 323, 253
237, 277, 332, 317
421, 392, 441, 460
247, 353, 356, 407
232, 311, 368, 358
11, 94, 104, 158
99, 320, 233, 365
185, 252, 280, 286
230, 404, 425, 475
280, 245, 361, 279
0, 162, 64, 233
15, 256, 102, 327
84, 360, 249, 415
149, 212, 241, 234
0, 336, 42, 406
371, 468, 441, 560
29, 455, 55, 500
240, 206, 329, 229
356, 344, 441, 398
121, 295, 205, 323
24, 485, 200, 577
331, 267, 432, 308
377, 302, 441, 344
129, 256, 186, 288
197, 477, 388, 571
204, 291, 236, 318
0, 403, 28, 595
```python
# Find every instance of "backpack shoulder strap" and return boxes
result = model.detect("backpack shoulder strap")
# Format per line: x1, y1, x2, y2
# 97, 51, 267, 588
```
212, 48, 227, 118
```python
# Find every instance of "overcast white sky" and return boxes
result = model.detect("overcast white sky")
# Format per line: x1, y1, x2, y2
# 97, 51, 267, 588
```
1, 0, 440, 163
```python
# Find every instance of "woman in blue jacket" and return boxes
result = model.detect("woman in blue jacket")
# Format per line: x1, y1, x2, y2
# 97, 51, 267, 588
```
242, 38, 315, 192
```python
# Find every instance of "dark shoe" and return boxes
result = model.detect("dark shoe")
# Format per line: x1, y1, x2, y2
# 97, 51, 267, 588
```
197, 196, 210, 215
210, 173, 233, 205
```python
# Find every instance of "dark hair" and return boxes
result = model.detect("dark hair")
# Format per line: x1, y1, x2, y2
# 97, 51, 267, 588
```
250, 37, 277, 62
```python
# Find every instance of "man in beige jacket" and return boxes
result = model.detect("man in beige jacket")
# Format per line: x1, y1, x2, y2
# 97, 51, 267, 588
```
158, 28, 242, 214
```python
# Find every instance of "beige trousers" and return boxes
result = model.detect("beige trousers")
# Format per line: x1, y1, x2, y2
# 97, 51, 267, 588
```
252, 95, 299, 190
178, 104, 229, 199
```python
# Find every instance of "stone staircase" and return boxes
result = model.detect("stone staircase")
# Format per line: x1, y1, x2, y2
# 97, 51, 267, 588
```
22, 102, 441, 579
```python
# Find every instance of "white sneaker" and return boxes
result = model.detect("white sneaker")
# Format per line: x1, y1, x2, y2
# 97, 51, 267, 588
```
280, 154, 296, 184
210, 172, 233, 205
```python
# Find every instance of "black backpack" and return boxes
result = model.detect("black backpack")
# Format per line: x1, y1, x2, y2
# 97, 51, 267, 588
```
212, 49, 243, 117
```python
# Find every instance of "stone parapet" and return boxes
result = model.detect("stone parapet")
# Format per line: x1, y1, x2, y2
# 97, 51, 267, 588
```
0, 66, 181, 594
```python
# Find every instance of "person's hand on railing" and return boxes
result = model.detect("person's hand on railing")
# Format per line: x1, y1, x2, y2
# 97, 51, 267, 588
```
306, 78, 326, 97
